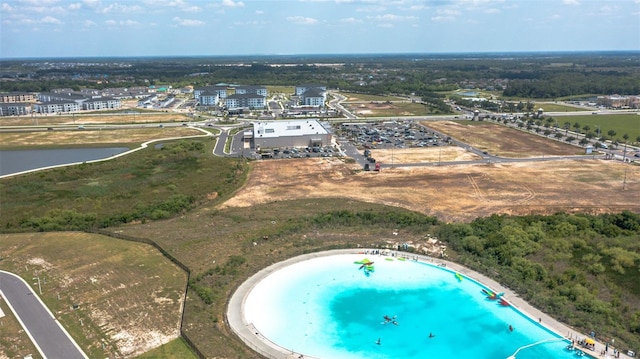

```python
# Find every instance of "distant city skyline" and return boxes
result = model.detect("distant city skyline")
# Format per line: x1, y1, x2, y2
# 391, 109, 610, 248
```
1, 0, 639, 59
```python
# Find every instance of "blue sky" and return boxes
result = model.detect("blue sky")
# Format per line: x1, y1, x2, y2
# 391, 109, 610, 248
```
1, 0, 639, 58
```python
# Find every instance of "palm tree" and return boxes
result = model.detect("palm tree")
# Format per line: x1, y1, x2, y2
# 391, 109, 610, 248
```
563, 121, 571, 135
623, 133, 629, 143
573, 122, 581, 133
608, 129, 616, 138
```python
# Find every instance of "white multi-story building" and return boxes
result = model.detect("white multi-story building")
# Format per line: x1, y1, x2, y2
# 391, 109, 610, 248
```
300, 88, 326, 107
235, 86, 268, 97
198, 92, 220, 106
33, 101, 81, 114
83, 97, 121, 110
194, 86, 227, 101
225, 93, 266, 109
0, 103, 30, 116
0, 92, 36, 103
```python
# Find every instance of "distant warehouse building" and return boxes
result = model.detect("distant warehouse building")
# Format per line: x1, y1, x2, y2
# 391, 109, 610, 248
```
252, 119, 332, 149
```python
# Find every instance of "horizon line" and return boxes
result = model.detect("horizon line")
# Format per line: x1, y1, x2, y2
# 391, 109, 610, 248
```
2, 50, 640, 61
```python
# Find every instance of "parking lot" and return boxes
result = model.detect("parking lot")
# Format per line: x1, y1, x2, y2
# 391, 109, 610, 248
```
337, 120, 451, 150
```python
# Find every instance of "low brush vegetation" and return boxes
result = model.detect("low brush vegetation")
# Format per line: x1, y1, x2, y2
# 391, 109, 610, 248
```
0, 139, 247, 231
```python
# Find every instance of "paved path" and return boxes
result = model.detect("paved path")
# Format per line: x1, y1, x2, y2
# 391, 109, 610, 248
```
227, 249, 632, 359
0, 270, 88, 359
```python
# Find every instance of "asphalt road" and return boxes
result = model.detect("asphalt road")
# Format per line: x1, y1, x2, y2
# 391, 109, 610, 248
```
0, 270, 87, 359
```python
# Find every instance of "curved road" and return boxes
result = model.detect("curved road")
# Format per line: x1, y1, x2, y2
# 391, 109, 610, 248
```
0, 270, 87, 359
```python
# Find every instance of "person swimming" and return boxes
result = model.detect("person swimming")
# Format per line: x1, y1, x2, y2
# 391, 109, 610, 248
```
376, 338, 381, 345
509, 325, 514, 332
429, 332, 435, 338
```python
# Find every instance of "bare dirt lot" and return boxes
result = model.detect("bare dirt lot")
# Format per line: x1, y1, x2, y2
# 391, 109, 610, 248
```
424, 120, 585, 157
0, 112, 188, 127
369, 146, 480, 163
221, 158, 640, 222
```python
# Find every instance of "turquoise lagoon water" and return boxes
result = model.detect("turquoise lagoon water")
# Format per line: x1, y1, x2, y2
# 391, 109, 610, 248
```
243, 254, 581, 359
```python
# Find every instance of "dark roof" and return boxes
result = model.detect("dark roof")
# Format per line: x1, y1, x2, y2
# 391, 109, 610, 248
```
226, 93, 265, 100
302, 88, 325, 98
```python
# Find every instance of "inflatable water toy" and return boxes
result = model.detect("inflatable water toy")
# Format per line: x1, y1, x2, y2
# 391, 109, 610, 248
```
385, 258, 394, 261
499, 298, 510, 306
455, 273, 463, 281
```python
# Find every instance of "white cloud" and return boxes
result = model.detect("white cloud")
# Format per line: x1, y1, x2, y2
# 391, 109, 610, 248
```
99, 3, 143, 14
82, 0, 100, 8
340, 17, 363, 24
222, 0, 244, 7
550, 14, 561, 19
431, 15, 455, 22
562, 0, 579, 5
173, 17, 204, 26
356, 5, 386, 13
20, 0, 60, 5
40, 15, 63, 24
83, 19, 97, 26
484, 8, 500, 14
255, 10, 264, 15
182, 6, 201, 12
104, 19, 140, 26
437, 8, 461, 16
1, 3, 15, 12
286, 16, 318, 25
68, 3, 82, 10
368, 13, 417, 22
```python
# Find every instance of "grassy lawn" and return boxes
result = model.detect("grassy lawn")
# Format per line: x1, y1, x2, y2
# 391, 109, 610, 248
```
135, 338, 197, 359
0, 232, 188, 359
554, 113, 640, 142
266, 85, 295, 94
535, 103, 590, 112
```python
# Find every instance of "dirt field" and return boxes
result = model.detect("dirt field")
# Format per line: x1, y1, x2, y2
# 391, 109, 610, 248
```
0, 232, 187, 358
220, 158, 640, 222
0, 127, 205, 147
369, 146, 480, 163
424, 121, 585, 157
0, 112, 188, 127
344, 101, 425, 117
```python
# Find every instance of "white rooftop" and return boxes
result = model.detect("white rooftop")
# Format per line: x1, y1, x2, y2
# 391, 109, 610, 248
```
253, 120, 328, 138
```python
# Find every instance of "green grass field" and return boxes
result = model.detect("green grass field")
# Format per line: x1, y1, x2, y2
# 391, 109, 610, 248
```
553, 113, 640, 142
535, 103, 590, 112
266, 85, 295, 94
135, 338, 197, 359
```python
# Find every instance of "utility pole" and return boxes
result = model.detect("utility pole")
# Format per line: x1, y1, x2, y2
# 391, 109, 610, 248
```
33, 275, 42, 295
623, 167, 628, 190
